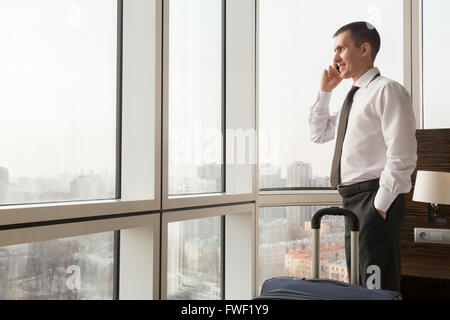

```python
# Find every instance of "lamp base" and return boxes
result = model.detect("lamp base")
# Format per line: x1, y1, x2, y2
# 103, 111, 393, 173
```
428, 203, 447, 224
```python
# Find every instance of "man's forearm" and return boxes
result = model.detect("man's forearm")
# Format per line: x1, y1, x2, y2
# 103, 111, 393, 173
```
308, 91, 336, 144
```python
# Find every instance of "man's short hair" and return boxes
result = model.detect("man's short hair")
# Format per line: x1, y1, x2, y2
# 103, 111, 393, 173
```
334, 21, 381, 61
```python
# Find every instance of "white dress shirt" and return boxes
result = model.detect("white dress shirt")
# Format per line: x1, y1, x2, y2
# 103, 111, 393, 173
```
309, 67, 417, 212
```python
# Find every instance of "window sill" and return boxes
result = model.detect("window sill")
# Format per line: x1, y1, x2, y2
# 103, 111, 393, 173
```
0, 198, 159, 227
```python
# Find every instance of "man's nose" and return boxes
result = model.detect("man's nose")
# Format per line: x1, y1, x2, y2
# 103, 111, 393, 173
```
333, 53, 341, 64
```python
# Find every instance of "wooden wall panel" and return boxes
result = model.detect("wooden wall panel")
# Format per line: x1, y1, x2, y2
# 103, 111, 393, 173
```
402, 129, 450, 280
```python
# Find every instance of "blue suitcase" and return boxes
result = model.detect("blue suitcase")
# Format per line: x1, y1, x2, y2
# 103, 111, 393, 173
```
255, 207, 402, 300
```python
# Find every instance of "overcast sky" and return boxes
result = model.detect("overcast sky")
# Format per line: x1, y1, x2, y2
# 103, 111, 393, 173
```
0, 0, 117, 179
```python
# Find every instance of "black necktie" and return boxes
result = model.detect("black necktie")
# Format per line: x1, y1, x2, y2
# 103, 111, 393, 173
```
330, 85, 360, 188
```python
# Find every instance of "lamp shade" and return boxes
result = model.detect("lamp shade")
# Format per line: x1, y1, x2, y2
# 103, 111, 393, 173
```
413, 171, 450, 205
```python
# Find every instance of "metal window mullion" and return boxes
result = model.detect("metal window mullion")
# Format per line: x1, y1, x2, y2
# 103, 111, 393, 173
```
417, 0, 425, 129
221, 0, 227, 299
221, 215, 226, 300
113, 230, 121, 300
222, 0, 227, 194
114, 0, 124, 300
159, 0, 166, 301
116, 0, 124, 200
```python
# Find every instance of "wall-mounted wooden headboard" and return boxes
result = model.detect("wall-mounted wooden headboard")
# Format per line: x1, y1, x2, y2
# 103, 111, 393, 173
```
402, 129, 450, 280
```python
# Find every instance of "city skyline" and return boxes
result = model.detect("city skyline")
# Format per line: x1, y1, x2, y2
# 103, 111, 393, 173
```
260, 160, 331, 189
0, 165, 115, 206
168, 216, 222, 300
258, 206, 347, 292
0, 156, 331, 206
0, 232, 114, 300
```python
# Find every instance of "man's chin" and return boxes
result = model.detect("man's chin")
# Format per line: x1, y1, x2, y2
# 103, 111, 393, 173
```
339, 71, 351, 79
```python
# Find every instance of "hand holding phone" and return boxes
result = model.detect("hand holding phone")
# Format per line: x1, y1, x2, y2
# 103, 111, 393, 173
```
320, 65, 343, 92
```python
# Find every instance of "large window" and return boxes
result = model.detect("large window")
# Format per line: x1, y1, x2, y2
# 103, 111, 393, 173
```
0, 0, 118, 205
422, 0, 450, 129
258, 0, 404, 189
168, 0, 224, 196
258, 206, 346, 293
2, 0, 426, 302
0, 232, 114, 300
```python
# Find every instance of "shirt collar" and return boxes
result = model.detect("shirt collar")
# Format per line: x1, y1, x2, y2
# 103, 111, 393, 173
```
354, 67, 380, 89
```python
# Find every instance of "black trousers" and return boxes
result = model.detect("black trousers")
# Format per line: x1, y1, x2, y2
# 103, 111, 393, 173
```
339, 179, 405, 292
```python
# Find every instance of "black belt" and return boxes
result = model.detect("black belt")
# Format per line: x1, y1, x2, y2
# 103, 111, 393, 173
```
337, 178, 380, 198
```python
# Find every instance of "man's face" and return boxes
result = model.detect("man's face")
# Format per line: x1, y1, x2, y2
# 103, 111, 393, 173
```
333, 30, 364, 79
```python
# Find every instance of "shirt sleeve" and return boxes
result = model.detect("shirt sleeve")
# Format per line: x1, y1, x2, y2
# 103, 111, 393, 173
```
308, 91, 338, 144
374, 82, 418, 212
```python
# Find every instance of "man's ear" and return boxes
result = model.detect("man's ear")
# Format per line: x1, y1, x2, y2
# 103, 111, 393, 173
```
360, 42, 371, 58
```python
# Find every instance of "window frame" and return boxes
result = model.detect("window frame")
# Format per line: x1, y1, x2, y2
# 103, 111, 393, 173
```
160, 203, 255, 300
0, 210, 160, 300
0, 0, 162, 300
411, 0, 423, 130
254, 0, 419, 297
162, 0, 257, 210
414, 0, 450, 130
0, 0, 163, 226
256, 0, 417, 194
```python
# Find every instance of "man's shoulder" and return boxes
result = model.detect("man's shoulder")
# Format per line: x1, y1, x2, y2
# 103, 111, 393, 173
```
374, 75, 402, 87
372, 75, 410, 95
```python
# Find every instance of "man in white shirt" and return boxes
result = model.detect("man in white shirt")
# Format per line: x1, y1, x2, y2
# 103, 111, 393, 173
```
309, 22, 417, 292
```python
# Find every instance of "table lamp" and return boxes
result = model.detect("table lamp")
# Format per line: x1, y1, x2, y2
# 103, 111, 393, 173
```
413, 171, 450, 224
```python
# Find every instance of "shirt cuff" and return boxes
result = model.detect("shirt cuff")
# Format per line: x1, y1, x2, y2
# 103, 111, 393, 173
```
317, 91, 332, 107
373, 187, 397, 213
311, 91, 332, 111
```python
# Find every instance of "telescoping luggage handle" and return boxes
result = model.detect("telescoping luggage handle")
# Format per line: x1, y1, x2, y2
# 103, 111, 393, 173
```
311, 207, 360, 286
